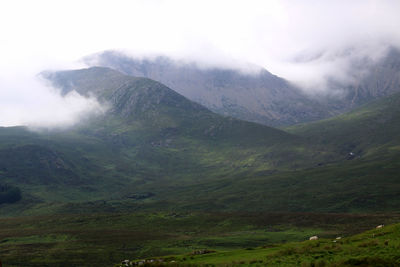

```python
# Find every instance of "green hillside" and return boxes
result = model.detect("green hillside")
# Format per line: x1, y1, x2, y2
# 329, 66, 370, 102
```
286, 92, 400, 158
156, 93, 400, 213
2, 68, 400, 216
2, 67, 400, 215
0, 67, 336, 215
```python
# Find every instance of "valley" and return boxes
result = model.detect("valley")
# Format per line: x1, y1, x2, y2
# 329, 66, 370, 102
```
0, 66, 400, 266
2, 1, 400, 266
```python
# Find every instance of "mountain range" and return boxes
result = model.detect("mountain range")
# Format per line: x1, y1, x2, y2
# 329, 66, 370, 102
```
84, 48, 400, 127
0, 63, 399, 215
1, 66, 340, 215
84, 51, 333, 126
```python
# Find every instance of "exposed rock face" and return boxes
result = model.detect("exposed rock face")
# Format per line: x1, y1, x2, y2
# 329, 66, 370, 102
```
84, 51, 332, 126
346, 48, 400, 107
318, 47, 400, 113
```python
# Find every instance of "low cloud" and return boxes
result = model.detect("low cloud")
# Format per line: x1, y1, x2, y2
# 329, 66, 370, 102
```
270, 45, 392, 94
0, 40, 104, 128
83, 0, 400, 93
260, 0, 400, 92
1, 0, 399, 127
0, 71, 104, 128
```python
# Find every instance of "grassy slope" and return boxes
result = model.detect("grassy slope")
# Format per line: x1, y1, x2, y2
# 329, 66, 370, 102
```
140, 90, 400, 212
119, 222, 400, 267
286, 92, 400, 157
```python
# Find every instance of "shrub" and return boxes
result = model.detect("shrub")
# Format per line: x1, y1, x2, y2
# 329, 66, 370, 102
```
0, 184, 22, 204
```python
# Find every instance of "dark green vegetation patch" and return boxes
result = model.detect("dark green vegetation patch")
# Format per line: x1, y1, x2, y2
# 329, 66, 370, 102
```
0, 184, 21, 204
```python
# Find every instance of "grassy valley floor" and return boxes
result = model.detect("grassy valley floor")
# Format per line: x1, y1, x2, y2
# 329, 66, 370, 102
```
0, 212, 399, 266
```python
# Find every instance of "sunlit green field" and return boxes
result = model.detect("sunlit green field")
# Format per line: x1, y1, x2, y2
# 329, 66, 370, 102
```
116, 222, 400, 267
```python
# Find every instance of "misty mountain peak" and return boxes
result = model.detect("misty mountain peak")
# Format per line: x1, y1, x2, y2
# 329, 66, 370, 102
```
44, 67, 131, 98
84, 51, 331, 126
46, 67, 209, 119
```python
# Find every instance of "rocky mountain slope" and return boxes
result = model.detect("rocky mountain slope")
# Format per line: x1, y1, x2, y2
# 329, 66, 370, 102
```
346, 48, 400, 107
84, 51, 332, 126
321, 47, 400, 113
84, 48, 400, 126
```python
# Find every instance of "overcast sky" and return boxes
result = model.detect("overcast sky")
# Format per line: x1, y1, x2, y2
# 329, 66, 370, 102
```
1, 0, 400, 127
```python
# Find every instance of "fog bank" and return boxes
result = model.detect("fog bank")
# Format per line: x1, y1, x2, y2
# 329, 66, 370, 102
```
1, 0, 399, 127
